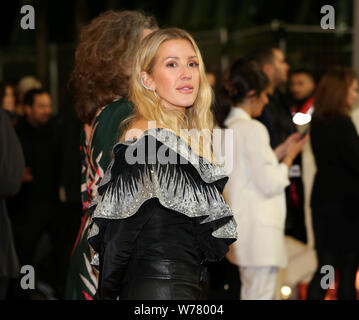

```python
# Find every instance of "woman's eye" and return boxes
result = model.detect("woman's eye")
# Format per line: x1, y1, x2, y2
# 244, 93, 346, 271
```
166, 62, 177, 68
189, 62, 199, 67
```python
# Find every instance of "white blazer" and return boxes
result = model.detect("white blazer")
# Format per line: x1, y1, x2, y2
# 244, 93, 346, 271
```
219, 107, 289, 268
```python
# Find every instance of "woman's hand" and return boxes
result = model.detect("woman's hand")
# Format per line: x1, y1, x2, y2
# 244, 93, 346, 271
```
274, 132, 303, 161
282, 133, 310, 167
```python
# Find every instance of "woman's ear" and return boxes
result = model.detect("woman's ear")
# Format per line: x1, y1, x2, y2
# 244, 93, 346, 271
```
140, 72, 155, 91
247, 89, 256, 98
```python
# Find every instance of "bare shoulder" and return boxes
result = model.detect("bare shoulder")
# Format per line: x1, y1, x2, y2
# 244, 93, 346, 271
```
121, 118, 166, 142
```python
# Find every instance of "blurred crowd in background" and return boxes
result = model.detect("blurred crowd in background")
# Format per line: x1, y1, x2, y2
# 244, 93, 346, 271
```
1, 4, 359, 301
1, 47, 358, 300
0, 76, 82, 299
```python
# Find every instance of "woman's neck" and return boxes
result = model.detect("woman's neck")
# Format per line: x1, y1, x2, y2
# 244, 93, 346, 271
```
162, 104, 187, 120
236, 101, 253, 118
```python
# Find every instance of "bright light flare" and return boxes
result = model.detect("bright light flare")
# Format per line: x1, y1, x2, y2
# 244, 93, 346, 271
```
293, 112, 312, 126
281, 285, 292, 300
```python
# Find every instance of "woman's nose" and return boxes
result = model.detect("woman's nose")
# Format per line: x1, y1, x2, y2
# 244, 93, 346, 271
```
180, 66, 192, 80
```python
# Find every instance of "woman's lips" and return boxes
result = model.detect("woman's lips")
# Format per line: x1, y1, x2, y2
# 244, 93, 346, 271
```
176, 85, 194, 94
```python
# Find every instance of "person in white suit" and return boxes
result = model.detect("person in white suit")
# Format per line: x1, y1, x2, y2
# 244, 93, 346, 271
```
215, 59, 309, 300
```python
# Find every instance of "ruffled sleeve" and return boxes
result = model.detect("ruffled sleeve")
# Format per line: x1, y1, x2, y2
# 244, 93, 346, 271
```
88, 128, 237, 271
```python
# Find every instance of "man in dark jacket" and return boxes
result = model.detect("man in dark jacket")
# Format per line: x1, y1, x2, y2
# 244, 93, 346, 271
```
0, 109, 25, 299
290, 69, 316, 116
8, 88, 63, 298
250, 47, 307, 243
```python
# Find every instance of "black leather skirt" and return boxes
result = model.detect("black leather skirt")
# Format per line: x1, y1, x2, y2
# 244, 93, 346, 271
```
119, 258, 207, 300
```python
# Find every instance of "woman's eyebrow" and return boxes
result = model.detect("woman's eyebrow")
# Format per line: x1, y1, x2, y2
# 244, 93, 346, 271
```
163, 55, 198, 61
163, 56, 179, 61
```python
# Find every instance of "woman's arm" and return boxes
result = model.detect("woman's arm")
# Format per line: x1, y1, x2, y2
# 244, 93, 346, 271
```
338, 117, 359, 176
244, 122, 290, 197
97, 200, 155, 299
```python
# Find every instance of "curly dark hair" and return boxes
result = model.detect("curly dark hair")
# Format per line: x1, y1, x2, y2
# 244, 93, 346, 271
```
71, 10, 158, 124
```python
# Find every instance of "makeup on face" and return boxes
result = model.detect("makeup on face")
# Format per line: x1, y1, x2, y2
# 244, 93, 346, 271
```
148, 39, 200, 112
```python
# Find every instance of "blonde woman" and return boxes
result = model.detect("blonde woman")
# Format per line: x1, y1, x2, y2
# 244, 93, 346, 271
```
87, 28, 237, 300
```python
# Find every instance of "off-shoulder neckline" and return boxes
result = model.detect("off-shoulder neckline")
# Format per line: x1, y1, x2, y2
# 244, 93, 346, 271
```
113, 127, 227, 184
119, 127, 175, 145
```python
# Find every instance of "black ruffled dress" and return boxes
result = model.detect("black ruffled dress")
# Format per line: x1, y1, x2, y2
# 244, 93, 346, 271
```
88, 128, 237, 300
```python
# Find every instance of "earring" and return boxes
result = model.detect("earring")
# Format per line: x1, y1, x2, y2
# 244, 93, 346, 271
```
154, 91, 160, 100
140, 77, 154, 91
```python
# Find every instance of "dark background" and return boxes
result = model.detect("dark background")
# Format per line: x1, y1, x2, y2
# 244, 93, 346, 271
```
0, 0, 355, 112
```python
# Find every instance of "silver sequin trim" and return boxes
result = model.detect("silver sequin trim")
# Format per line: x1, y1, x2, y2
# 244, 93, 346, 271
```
118, 128, 228, 184
88, 128, 237, 260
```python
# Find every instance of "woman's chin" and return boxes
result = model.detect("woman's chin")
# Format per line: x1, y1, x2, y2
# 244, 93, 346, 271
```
162, 104, 193, 111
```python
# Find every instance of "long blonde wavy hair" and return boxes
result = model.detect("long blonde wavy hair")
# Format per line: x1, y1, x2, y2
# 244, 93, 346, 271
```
123, 28, 214, 159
